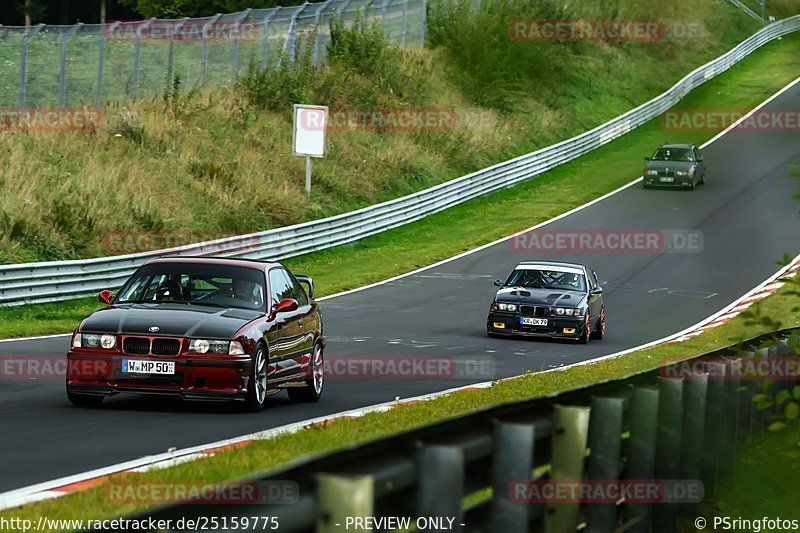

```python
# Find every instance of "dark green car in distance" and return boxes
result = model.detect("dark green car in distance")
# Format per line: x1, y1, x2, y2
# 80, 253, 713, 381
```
643, 143, 705, 190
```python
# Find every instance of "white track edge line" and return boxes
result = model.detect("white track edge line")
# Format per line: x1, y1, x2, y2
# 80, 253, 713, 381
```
1, 75, 799, 512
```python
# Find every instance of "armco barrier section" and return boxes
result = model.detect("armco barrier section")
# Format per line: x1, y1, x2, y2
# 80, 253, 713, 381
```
1, 15, 799, 306
91, 329, 799, 532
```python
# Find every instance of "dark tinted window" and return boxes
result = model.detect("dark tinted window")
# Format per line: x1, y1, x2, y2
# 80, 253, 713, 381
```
651, 148, 693, 162
268, 269, 294, 306
286, 272, 309, 306
116, 263, 266, 311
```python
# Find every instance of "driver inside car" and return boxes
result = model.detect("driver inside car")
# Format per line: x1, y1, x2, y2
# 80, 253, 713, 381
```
154, 280, 183, 301
232, 279, 263, 308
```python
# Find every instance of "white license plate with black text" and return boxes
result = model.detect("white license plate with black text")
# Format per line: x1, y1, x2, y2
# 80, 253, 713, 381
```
659, 177, 674, 183
122, 359, 175, 375
521, 317, 548, 326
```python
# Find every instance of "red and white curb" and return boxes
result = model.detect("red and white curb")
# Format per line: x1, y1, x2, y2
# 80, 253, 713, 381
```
2, 76, 799, 513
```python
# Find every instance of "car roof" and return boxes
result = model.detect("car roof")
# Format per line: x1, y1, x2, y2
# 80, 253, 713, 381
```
517, 260, 588, 271
658, 143, 694, 149
144, 256, 280, 271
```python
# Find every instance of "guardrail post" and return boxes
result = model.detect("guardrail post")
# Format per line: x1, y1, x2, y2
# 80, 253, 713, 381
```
133, 18, 154, 99
739, 350, 756, 440
201, 14, 222, 87
544, 405, 591, 533
719, 359, 741, 480
585, 396, 624, 533
491, 421, 535, 533
167, 19, 189, 97
97, 22, 118, 106
652, 377, 683, 533
18, 23, 45, 112
317, 473, 374, 533
232, 9, 252, 75
702, 362, 727, 495
59, 23, 82, 109
681, 372, 708, 517
260, 8, 280, 70
624, 386, 659, 533
417, 444, 464, 532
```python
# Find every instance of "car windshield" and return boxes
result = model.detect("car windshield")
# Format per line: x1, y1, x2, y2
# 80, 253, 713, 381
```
115, 263, 267, 311
651, 147, 694, 162
505, 268, 587, 292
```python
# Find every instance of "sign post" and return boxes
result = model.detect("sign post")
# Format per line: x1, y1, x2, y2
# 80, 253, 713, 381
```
292, 104, 328, 195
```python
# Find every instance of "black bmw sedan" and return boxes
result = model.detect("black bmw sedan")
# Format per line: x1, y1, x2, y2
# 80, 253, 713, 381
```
486, 261, 605, 343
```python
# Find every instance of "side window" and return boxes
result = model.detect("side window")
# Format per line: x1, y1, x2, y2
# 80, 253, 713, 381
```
586, 270, 596, 290
286, 272, 309, 306
694, 147, 702, 161
268, 269, 293, 307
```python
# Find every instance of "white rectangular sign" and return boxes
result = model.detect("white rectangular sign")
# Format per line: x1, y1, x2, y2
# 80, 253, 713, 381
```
292, 104, 328, 158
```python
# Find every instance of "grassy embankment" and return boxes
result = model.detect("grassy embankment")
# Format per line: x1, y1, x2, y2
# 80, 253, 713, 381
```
1, 21, 799, 338
3, 16, 800, 528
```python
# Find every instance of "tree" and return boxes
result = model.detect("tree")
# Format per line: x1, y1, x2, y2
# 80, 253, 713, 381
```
18, 0, 47, 25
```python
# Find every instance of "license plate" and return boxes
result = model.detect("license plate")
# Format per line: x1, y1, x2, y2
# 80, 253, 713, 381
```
122, 359, 175, 375
659, 177, 674, 183
521, 317, 548, 326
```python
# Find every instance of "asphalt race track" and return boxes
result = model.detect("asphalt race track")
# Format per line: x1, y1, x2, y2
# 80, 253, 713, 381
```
2, 83, 800, 494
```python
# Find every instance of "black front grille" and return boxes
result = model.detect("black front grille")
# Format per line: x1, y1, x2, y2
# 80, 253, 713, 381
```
520, 306, 548, 317
123, 337, 150, 355
152, 338, 181, 356
658, 170, 675, 177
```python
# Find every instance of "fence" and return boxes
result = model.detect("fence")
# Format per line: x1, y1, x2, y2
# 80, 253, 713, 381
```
92, 329, 799, 532
0, 15, 799, 306
0, 0, 426, 111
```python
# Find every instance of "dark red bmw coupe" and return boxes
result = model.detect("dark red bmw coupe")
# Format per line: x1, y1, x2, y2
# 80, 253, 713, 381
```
66, 257, 324, 411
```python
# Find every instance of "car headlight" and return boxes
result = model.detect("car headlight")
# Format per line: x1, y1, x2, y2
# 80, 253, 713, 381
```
189, 339, 236, 354
100, 334, 117, 349
676, 170, 691, 177
78, 333, 117, 349
645, 170, 659, 176
555, 308, 580, 316
495, 303, 517, 312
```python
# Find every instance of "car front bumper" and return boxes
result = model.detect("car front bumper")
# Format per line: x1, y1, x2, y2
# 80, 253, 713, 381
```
486, 311, 586, 340
66, 352, 251, 400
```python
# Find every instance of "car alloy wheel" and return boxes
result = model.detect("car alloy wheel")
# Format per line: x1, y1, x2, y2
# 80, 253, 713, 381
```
592, 309, 606, 340
579, 313, 591, 344
289, 343, 324, 403
243, 344, 268, 412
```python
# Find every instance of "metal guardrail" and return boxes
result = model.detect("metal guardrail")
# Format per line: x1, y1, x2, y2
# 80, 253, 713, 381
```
727, 0, 767, 23
1, 15, 799, 307
0, 0, 426, 111
98, 329, 799, 532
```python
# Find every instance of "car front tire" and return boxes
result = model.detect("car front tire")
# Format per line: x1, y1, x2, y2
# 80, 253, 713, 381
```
578, 313, 591, 344
591, 309, 605, 340
288, 343, 324, 403
243, 344, 269, 412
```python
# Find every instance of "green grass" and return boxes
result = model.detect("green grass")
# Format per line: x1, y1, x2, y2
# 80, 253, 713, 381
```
1, 30, 799, 339
694, 426, 800, 527
2, 259, 798, 530
0, 0, 770, 264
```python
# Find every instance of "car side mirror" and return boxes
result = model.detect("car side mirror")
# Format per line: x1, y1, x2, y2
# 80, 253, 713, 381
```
591, 286, 603, 295
644, 156, 651, 161
295, 274, 314, 299
270, 298, 298, 320
696, 158, 703, 162
98, 290, 115, 305
494, 279, 503, 287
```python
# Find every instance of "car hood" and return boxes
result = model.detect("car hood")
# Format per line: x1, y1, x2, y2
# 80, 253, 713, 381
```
645, 160, 695, 171
81, 304, 263, 339
494, 287, 586, 308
